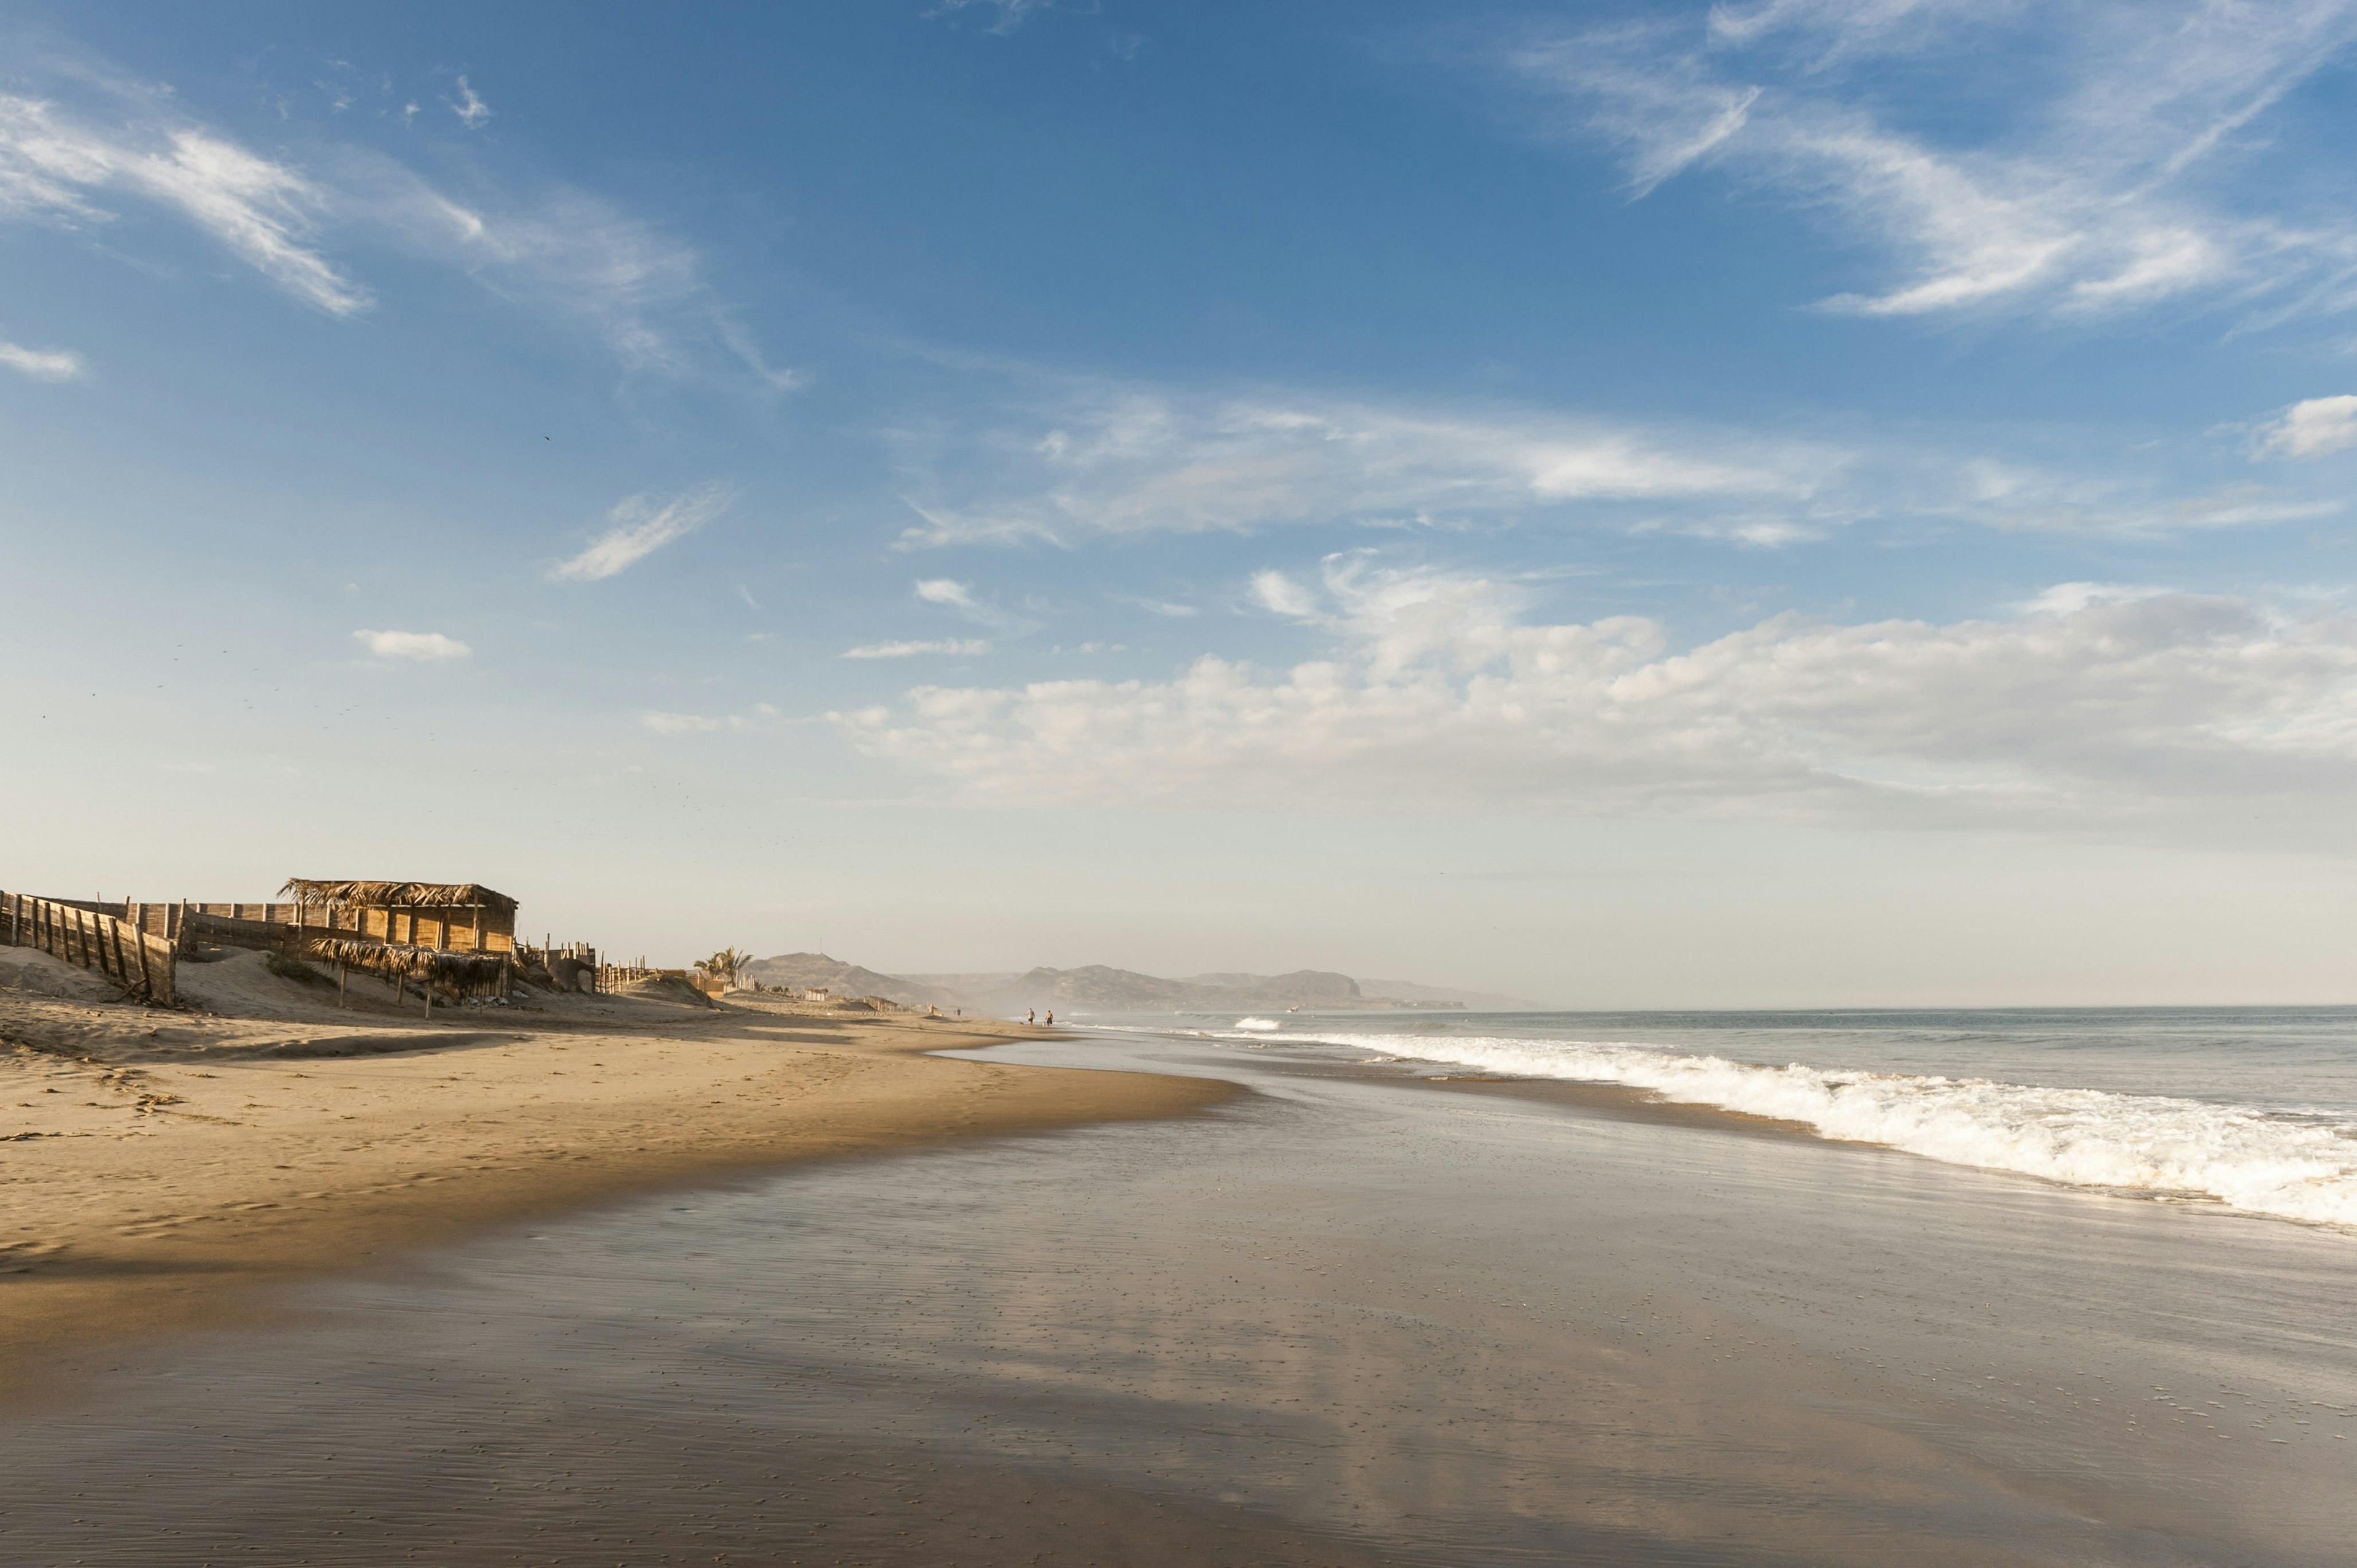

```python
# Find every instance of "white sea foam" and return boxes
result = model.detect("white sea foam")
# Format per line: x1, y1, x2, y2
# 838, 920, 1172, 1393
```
1300, 1032, 2357, 1227
1234, 1017, 1281, 1032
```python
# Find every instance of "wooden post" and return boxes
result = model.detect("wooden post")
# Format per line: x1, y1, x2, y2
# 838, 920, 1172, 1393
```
338, 962, 347, 1008
131, 921, 153, 998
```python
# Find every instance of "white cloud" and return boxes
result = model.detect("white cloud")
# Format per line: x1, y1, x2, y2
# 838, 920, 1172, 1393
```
1250, 569, 1322, 620
843, 639, 993, 659
641, 709, 768, 734
0, 61, 794, 382
2015, 581, 2171, 616
548, 484, 734, 582
354, 172, 717, 376
926, 0, 1058, 34
914, 578, 978, 608
909, 575, 1030, 633
1511, 2, 2357, 325
897, 386, 1848, 547
893, 377, 2340, 547
0, 339, 84, 379
641, 711, 732, 734
2254, 395, 2357, 460
450, 77, 492, 131
0, 91, 369, 315
837, 560, 2357, 828
353, 628, 471, 661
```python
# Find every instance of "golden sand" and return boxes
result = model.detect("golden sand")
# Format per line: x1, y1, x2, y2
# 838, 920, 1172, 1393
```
0, 946, 1232, 1398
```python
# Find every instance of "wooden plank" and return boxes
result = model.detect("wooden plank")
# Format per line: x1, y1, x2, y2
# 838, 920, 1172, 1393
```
144, 930, 176, 1006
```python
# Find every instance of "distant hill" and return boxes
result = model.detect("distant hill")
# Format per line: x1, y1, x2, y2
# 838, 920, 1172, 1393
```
953, 965, 1365, 1014
1357, 978, 1546, 1012
737, 952, 954, 1008
751, 954, 1542, 1017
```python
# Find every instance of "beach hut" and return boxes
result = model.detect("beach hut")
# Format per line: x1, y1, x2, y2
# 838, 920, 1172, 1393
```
278, 879, 520, 953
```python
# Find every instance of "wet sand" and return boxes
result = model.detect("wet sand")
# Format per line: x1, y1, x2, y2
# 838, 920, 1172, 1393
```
5, 1006, 2351, 1565
0, 948, 1233, 1403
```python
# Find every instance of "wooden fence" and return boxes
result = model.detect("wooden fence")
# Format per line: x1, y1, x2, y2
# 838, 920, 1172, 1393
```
1, 889, 176, 1004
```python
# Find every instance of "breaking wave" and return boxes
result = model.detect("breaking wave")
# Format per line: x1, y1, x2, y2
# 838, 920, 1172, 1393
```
1299, 1032, 2357, 1227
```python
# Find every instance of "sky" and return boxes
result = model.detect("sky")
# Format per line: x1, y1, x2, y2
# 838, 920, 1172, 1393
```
6, 0, 2357, 1006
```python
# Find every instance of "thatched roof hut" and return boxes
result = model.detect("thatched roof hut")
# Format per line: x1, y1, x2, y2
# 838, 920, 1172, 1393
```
280, 879, 518, 913
278, 879, 518, 954
303, 935, 508, 987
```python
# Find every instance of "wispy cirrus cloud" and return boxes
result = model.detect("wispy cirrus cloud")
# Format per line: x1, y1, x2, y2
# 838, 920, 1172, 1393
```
549, 484, 735, 582
1507, 1, 2357, 325
0, 58, 797, 383
0, 90, 370, 314
837, 555, 2357, 831
891, 376, 2342, 548
896, 384, 1849, 548
0, 338, 85, 379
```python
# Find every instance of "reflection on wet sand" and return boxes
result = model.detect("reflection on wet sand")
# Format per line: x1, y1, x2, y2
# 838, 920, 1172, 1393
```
1, 1032, 2350, 1566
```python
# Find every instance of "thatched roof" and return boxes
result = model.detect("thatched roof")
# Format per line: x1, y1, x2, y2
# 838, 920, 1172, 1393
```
303, 936, 509, 987
281, 879, 518, 913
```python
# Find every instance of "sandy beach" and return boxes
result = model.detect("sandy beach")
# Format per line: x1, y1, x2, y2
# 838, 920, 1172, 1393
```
0, 946, 1233, 1402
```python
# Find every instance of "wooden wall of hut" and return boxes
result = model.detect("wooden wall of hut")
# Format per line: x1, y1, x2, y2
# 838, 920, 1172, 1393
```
49, 898, 519, 952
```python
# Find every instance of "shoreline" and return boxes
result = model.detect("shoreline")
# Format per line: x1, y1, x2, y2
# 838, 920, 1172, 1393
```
0, 952, 1237, 1404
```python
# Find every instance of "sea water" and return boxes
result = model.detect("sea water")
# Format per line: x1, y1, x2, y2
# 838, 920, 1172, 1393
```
1131, 1007, 2357, 1228
1, 1016, 2351, 1565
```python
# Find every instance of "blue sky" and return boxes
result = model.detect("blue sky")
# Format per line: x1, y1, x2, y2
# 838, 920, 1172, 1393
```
7, 1, 2357, 1004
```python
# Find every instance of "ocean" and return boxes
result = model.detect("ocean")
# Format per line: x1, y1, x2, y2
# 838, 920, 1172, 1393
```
2, 1009, 2351, 1564
1125, 1006, 2357, 1227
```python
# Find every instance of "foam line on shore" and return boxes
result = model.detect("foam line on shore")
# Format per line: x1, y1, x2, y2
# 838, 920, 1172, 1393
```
1253, 1030, 2357, 1227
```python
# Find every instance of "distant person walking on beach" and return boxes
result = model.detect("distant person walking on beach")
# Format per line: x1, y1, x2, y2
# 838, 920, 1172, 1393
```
1045, 1010, 1054, 1027
1026, 1008, 1035, 1024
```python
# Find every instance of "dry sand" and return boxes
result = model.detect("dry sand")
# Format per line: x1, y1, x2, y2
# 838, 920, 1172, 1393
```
0, 946, 1234, 1400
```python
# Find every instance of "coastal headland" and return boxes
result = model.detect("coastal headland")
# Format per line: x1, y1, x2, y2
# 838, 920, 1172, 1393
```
0, 944, 1234, 1401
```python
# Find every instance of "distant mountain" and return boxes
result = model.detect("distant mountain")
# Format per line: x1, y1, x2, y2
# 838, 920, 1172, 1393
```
934, 965, 1355, 1013
737, 952, 954, 1008
1357, 978, 1546, 1012
751, 954, 1538, 1017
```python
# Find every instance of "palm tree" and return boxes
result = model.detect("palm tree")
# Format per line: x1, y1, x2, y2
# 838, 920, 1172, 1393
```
695, 946, 753, 987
